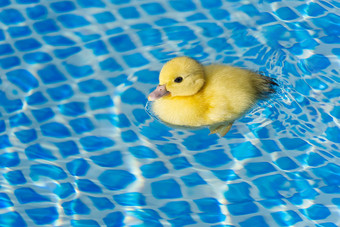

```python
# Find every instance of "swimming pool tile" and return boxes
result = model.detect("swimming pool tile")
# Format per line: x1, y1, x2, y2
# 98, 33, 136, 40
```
25, 143, 57, 160
14, 188, 50, 204
274, 157, 299, 170
14, 38, 42, 51
0, 152, 19, 167
300, 204, 331, 220
121, 129, 138, 142
211, 169, 240, 181
181, 172, 207, 187
253, 174, 289, 199
69, 117, 95, 134
0, 91, 23, 112
118, 6, 140, 19
76, 179, 102, 193
38, 64, 67, 84
194, 149, 231, 167
123, 53, 149, 67
93, 12, 115, 23
47, 84, 74, 101
164, 26, 197, 41
121, 87, 146, 105
0, 9, 25, 25
89, 95, 113, 110
128, 146, 158, 159
54, 182, 75, 199
31, 107, 55, 122
4, 170, 27, 185
197, 23, 224, 37
141, 161, 168, 178
207, 38, 232, 51
79, 136, 114, 152
225, 182, 253, 203
30, 163, 68, 181
9, 112, 32, 127
98, 170, 136, 190
84, 40, 109, 56
186, 13, 208, 21
63, 62, 94, 78
78, 79, 107, 93
114, 192, 146, 206
24, 96, 47, 112
57, 14, 90, 28
279, 137, 311, 151
77, 0, 105, 8
33, 19, 60, 34
90, 150, 123, 167
183, 131, 218, 150
137, 28, 162, 46
43, 35, 76, 46
23, 52, 52, 64
41, 122, 71, 138
71, 220, 100, 227
141, 2, 165, 15
151, 179, 182, 199
8, 26, 32, 38
6, 69, 38, 92
0, 44, 15, 56
169, 0, 196, 11
160, 201, 191, 218
103, 212, 124, 227
66, 159, 90, 176
0, 120, 5, 133
296, 152, 327, 167
59, 102, 86, 116
17, 0, 39, 4
99, 57, 122, 71
26, 5, 47, 20
15, 129, 37, 143
275, 7, 299, 20
88, 196, 115, 210
127, 209, 162, 225
0, 0, 10, 7
54, 46, 82, 59
62, 199, 91, 215
239, 216, 269, 227
244, 162, 276, 177
0, 30, 5, 41
227, 201, 259, 216
169, 215, 196, 226
170, 156, 192, 170
26, 207, 59, 225
271, 210, 302, 226
155, 18, 178, 26
50, 1, 76, 13
210, 8, 230, 20
229, 142, 262, 160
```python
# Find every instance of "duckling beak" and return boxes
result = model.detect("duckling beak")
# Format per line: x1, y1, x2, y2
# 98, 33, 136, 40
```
148, 84, 170, 101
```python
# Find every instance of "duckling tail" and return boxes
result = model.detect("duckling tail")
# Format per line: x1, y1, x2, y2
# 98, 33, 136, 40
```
255, 74, 278, 99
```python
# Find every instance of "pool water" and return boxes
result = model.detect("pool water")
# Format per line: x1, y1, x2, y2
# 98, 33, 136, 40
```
0, 0, 339, 226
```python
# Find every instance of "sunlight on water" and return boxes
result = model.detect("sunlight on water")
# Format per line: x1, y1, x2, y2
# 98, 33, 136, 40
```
0, 0, 339, 226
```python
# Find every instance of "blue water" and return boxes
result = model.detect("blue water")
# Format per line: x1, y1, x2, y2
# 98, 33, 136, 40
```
0, 0, 339, 226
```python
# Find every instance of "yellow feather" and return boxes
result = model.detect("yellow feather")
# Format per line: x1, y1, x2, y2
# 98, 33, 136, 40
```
149, 56, 276, 136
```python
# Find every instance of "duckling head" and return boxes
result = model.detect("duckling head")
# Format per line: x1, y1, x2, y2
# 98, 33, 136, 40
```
148, 56, 205, 101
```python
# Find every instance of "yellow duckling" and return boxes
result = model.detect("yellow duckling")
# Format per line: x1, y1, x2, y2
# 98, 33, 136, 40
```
148, 56, 277, 136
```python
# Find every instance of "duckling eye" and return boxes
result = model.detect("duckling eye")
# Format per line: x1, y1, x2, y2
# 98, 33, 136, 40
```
174, 77, 183, 83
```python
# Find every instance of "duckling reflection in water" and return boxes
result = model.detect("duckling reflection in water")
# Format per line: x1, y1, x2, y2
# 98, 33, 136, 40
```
148, 56, 278, 137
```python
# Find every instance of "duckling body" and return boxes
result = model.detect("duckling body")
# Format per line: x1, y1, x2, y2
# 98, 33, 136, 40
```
148, 57, 277, 136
